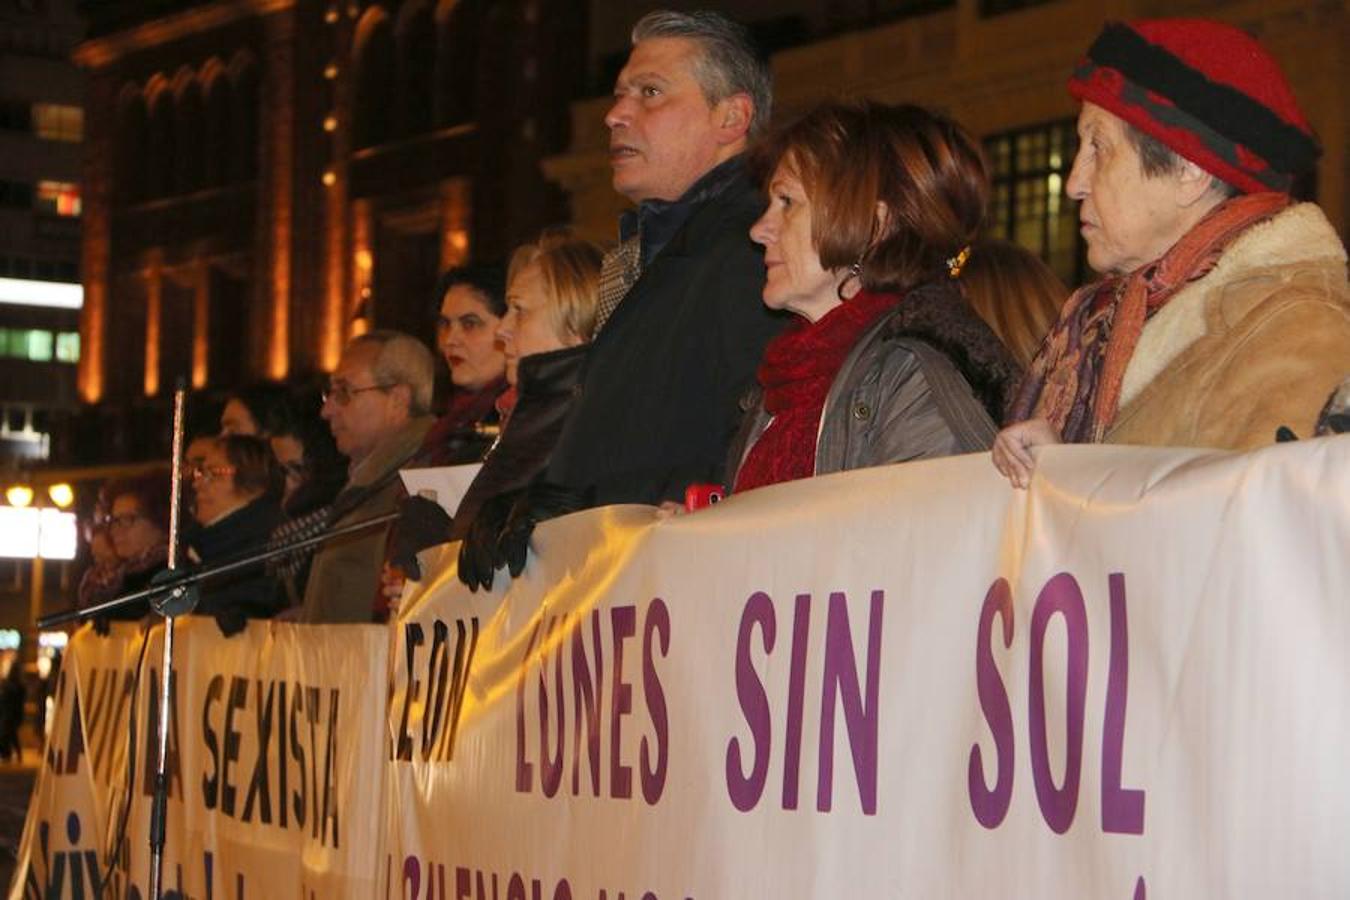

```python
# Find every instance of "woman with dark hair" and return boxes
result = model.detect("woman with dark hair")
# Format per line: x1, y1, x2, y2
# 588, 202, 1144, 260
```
725, 100, 1019, 493
267, 387, 347, 517
99, 472, 171, 622
419, 264, 511, 465
263, 387, 348, 609
185, 434, 285, 634
220, 381, 293, 437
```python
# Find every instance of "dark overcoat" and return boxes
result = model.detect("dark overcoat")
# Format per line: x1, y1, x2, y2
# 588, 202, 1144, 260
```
547, 169, 786, 505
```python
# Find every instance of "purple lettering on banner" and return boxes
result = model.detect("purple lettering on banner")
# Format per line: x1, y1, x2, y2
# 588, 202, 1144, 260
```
1102, 573, 1145, 834
516, 620, 543, 793
539, 616, 565, 798
817, 590, 884, 815
1029, 572, 1088, 834
726, 591, 775, 812
969, 578, 1015, 829
455, 866, 471, 900
781, 593, 811, 810
507, 873, 527, 900
404, 856, 420, 898
571, 611, 604, 796
610, 605, 637, 799
640, 598, 671, 805
1134, 876, 1146, 899
553, 879, 573, 900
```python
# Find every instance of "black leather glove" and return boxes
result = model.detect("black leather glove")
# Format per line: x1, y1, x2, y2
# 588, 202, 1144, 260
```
392, 495, 453, 581
214, 608, 248, 638
457, 490, 518, 592
497, 481, 592, 578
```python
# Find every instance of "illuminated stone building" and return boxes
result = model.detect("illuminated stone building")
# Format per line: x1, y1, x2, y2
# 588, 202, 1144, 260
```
0, 0, 85, 467
69, 0, 586, 461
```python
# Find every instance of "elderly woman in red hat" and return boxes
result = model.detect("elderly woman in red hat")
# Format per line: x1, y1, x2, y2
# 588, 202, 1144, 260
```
993, 19, 1350, 487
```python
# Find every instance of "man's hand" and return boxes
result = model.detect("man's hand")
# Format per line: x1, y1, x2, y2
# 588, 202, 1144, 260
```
991, 418, 1061, 489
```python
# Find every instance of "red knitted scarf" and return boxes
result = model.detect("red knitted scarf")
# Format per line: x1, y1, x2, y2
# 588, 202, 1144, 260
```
1008, 192, 1289, 442
736, 290, 900, 492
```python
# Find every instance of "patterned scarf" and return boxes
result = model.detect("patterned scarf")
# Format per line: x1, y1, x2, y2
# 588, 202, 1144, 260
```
735, 290, 900, 492
1008, 192, 1289, 442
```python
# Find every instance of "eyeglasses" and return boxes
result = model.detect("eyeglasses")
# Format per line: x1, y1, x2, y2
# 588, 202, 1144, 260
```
106, 512, 145, 530
322, 381, 395, 406
189, 463, 237, 482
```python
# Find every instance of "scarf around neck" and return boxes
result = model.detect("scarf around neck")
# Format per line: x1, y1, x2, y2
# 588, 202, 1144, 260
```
735, 289, 900, 492
1008, 192, 1290, 442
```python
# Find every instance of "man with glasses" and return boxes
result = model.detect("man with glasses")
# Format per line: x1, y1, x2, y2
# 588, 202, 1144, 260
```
300, 330, 436, 623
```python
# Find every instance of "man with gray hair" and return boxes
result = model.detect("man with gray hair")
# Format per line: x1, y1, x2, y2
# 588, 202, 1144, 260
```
459, 9, 785, 590
301, 329, 436, 621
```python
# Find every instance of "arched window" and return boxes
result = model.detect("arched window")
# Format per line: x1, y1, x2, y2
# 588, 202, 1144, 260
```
146, 80, 175, 199
172, 67, 204, 194
115, 83, 147, 204
395, 0, 435, 137
352, 6, 395, 149
201, 60, 230, 188
228, 51, 259, 182
434, 0, 479, 127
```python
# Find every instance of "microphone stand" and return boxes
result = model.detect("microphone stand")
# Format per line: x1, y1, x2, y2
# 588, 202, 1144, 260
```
39, 511, 400, 629
147, 380, 188, 900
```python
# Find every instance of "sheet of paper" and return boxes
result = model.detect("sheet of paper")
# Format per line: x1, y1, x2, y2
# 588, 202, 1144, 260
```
399, 463, 482, 515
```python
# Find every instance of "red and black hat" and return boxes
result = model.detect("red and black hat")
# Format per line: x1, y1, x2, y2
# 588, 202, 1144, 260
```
1068, 19, 1320, 194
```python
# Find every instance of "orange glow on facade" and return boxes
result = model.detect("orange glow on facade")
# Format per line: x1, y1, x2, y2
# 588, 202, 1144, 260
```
78, 281, 104, 403
143, 260, 162, 396
321, 173, 348, 372
350, 199, 373, 340
192, 264, 208, 388
440, 179, 472, 269
270, 169, 292, 380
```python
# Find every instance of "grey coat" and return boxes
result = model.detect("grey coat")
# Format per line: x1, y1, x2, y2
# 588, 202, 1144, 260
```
728, 283, 1020, 485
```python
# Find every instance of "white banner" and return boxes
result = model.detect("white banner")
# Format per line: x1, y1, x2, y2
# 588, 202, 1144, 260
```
386, 440, 1350, 899
10, 619, 390, 899
14, 440, 1350, 898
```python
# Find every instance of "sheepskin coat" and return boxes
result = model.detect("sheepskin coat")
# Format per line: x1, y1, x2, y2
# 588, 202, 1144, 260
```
1106, 203, 1350, 448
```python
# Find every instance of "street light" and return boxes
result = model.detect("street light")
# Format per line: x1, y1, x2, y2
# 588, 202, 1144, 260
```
47, 483, 74, 509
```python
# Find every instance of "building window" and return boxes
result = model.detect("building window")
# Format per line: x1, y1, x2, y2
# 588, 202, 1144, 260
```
984, 119, 1087, 286
0, 180, 34, 211
35, 181, 80, 217
54, 332, 79, 363
980, 0, 1054, 15
0, 329, 54, 362
0, 99, 30, 132
31, 103, 83, 142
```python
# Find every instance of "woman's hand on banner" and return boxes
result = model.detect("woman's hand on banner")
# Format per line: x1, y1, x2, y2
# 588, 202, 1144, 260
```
991, 418, 1061, 489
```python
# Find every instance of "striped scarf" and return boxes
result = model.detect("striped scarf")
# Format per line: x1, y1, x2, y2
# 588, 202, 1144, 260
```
1008, 192, 1289, 442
